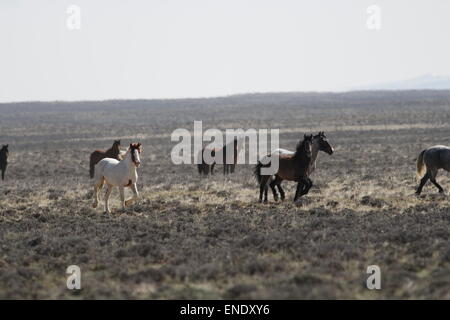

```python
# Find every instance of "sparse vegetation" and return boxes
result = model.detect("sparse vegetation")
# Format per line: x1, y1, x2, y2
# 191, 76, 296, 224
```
0, 91, 449, 299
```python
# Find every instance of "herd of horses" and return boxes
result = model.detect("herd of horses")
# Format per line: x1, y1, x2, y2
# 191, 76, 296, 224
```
1, 134, 450, 212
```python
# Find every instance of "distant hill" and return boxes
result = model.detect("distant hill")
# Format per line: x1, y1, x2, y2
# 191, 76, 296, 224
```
355, 74, 450, 91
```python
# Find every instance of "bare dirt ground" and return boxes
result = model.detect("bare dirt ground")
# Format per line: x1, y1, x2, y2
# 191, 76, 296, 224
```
0, 91, 449, 299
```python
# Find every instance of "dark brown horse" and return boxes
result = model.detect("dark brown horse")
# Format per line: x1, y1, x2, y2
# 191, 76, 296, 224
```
89, 140, 121, 178
269, 132, 334, 201
0, 145, 9, 181
222, 137, 238, 175
197, 147, 217, 176
197, 138, 238, 176
254, 135, 313, 203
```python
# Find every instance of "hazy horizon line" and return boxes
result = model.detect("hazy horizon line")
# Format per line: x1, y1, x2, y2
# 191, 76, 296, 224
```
2, 88, 450, 105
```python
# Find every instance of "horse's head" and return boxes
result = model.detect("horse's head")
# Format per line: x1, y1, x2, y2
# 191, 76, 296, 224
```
113, 140, 121, 148
129, 143, 142, 168
314, 131, 334, 155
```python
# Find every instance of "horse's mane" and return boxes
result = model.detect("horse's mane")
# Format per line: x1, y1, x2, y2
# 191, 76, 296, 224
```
105, 141, 121, 155
129, 143, 142, 153
0, 146, 8, 157
294, 136, 311, 158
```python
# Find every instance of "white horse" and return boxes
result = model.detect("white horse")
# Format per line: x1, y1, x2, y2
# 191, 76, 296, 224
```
92, 143, 142, 213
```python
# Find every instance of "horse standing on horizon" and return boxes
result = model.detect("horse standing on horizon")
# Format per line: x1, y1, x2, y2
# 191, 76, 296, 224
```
268, 132, 334, 201
92, 143, 142, 213
415, 145, 450, 195
0, 145, 9, 181
89, 140, 122, 178
254, 135, 313, 203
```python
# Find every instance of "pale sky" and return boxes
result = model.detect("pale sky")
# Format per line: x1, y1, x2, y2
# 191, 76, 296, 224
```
1, 0, 450, 102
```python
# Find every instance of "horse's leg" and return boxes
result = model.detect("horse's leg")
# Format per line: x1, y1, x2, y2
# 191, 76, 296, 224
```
277, 183, 285, 201
297, 179, 312, 198
200, 164, 205, 175
259, 182, 264, 203
429, 169, 444, 193
125, 183, 139, 206
131, 183, 140, 203
269, 179, 279, 202
89, 155, 95, 179
92, 177, 104, 208
263, 176, 270, 203
271, 176, 284, 201
104, 184, 113, 213
1, 168, 4, 181
302, 178, 313, 196
92, 184, 98, 208
119, 186, 125, 210
264, 185, 268, 203
416, 172, 430, 195
211, 163, 215, 175
294, 180, 305, 202
259, 175, 270, 203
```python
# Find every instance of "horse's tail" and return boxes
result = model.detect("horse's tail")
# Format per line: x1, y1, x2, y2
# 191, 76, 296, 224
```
253, 161, 263, 184
89, 154, 96, 179
416, 149, 427, 180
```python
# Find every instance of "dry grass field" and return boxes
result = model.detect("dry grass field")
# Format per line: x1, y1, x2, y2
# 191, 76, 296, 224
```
0, 91, 449, 299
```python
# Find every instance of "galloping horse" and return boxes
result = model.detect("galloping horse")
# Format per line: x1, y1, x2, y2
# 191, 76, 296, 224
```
415, 145, 450, 195
89, 140, 122, 178
269, 132, 334, 200
254, 135, 313, 203
0, 145, 9, 181
92, 143, 141, 213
